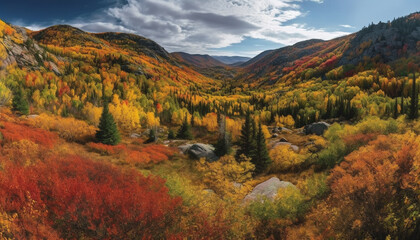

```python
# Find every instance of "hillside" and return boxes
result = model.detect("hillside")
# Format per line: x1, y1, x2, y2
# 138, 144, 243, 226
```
0, 11, 419, 240
172, 52, 227, 68
236, 13, 420, 86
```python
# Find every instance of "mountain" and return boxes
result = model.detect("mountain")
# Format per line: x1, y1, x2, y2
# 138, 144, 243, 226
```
24, 24, 217, 88
172, 52, 227, 68
212, 55, 251, 65
237, 12, 420, 85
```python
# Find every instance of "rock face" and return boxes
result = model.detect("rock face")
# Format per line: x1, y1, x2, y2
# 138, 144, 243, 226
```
304, 122, 330, 136
178, 143, 218, 162
243, 177, 295, 202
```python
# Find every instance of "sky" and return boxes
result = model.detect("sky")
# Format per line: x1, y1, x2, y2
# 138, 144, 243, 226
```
0, 0, 419, 57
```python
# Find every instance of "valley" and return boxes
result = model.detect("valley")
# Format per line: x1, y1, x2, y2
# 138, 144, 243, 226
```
0, 11, 419, 240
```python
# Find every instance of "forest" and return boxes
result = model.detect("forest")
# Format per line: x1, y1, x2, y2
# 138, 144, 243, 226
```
0, 11, 419, 240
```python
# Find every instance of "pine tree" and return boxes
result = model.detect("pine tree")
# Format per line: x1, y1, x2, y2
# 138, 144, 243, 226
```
168, 129, 176, 139
236, 111, 256, 161
251, 123, 271, 175
145, 128, 157, 143
177, 116, 193, 140
12, 88, 29, 115
95, 103, 121, 145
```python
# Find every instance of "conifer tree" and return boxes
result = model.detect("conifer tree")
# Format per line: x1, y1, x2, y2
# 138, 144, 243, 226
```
168, 129, 176, 139
96, 103, 121, 145
252, 123, 271, 175
12, 88, 29, 115
236, 111, 256, 161
177, 116, 193, 140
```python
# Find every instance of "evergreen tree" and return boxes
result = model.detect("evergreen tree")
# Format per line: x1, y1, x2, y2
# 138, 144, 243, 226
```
145, 128, 157, 143
252, 123, 271, 175
12, 88, 29, 115
95, 103, 121, 145
236, 111, 256, 161
168, 129, 176, 139
177, 116, 193, 140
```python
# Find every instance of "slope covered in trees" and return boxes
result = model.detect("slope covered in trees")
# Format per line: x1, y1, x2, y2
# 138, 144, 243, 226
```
0, 11, 419, 240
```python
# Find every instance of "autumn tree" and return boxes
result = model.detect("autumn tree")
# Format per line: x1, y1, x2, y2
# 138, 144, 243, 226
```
12, 88, 29, 115
409, 65, 418, 119
214, 115, 232, 157
95, 103, 121, 145
251, 123, 271, 175
177, 115, 193, 140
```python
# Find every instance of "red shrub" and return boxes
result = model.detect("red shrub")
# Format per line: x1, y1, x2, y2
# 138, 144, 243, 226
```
0, 155, 182, 239
0, 121, 58, 148
86, 142, 126, 155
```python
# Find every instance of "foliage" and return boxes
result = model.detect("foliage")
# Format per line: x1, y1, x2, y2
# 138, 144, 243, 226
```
0, 155, 183, 239
317, 116, 400, 169
29, 113, 97, 142
308, 132, 420, 239
196, 155, 255, 200
0, 82, 12, 106
269, 145, 306, 172
177, 116, 193, 140
95, 103, 121, 145
0, 121, 57, 148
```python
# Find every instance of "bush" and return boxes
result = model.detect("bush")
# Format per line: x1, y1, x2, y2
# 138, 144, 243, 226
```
29, 113, 97, 143
0, 155, 183, 239
316, 117, 401, 169
269, 145, 305, 172
0, 121, 57, 148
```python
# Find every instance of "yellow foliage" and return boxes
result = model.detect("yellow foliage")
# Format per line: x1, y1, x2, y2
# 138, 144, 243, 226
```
29, 113, 97, 142
108, 94, 141, 133
269, 145, 305, 172
196, 155, 255, 200
82, 102, 102, 126
274, 115, 295, 128
145, 112, 160, 127
0, 211, 17, 240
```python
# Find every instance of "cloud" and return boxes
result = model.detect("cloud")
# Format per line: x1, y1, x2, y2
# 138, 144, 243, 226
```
27, 0, 351, 55
340, 24, 355, 28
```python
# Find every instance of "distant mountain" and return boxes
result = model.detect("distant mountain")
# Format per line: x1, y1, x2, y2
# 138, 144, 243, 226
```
236, 12, 420, 85
172, 52, 227, 68
212, 56, 251, 65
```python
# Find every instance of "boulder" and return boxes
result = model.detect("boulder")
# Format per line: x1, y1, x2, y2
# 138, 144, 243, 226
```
271, 133, 279, 138
281, 127, 292, 133
273, 142, 299, 152
279, 137, 288, 142
243, 177, 295, 202
304, 122, 330, 136
178, 143, 218, 162
130, 133, 142, 138
27, 114, 39, 119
